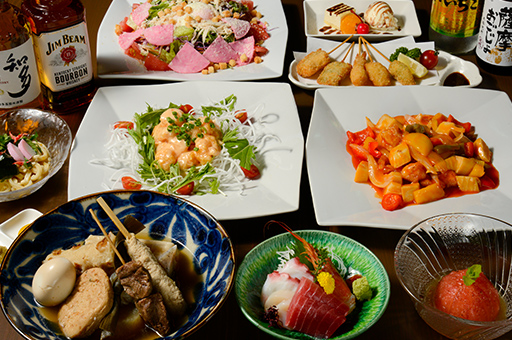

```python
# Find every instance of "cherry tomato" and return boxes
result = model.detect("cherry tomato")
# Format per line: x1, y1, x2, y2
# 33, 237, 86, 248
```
176, 182, 194, 195
356, 23, 369, 34
241, 164, 261, 179
381, 193, 403, 211
122, 176, 141, 190
249, 23, 269, 42
179, 104, 194, 113
420, 50, 439, 70
114, 121, 134, 130
235, 110, 248, 123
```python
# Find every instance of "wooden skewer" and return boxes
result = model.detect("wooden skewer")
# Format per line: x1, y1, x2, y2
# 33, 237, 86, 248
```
342, 41, 355, 63
97, 197, 131, 239
89, 208, 126, 265
361, 37, 391, 63
363, 40, 373, 62
327, 34, 354, 55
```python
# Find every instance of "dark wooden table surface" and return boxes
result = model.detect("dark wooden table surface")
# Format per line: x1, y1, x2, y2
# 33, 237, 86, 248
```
2, 0, 512, 339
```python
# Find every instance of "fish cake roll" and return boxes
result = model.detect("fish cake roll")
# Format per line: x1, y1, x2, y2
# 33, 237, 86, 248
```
388, 60, 416, 85
296, 49, 331, 78
350, 52, 372, 86
365, 61, 392, 86
317, 61, 352, 86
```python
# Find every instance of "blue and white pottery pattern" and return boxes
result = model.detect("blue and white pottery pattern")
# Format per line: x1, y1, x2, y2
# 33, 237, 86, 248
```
0, 190, 235, 340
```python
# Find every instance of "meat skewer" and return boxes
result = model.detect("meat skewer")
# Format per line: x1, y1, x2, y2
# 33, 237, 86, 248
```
96, 197, 186, 318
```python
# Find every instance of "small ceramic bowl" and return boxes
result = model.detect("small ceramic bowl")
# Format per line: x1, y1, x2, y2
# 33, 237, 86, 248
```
236, 229, 390, 339
395, 213, 512, 340
0, 190, 235, 339
0, 108, 72, 202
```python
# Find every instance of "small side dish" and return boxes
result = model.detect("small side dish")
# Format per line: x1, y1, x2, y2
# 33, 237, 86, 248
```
346, 113, 499, 211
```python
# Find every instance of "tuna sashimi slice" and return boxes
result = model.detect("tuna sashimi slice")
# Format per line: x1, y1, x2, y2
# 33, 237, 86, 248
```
285, 277, 351, 338
144, 24, 174, 46
118, 29, 144, 50
203, 36, 239, 63
131, 2, 152, 26
169, 43, 210, 73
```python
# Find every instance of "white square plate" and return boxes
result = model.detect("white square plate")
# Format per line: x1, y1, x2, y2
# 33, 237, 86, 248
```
96, 0, 288, 80
306, 87, 512, 229
304, 0, 421, 41
68, 82, 304, 220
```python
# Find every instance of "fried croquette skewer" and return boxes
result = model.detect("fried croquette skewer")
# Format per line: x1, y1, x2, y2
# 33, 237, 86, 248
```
389, 60, 416, 85
350, 38, 372, 86
361, 38, 392, 86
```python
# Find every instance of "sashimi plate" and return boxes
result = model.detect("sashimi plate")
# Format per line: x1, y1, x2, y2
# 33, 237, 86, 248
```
288, 36, 482, 89
304, 0, 421, 41
236, 230, 390, 339
306, 86, 512, 229
97, 0, 288, 80
68, 82, 304, 220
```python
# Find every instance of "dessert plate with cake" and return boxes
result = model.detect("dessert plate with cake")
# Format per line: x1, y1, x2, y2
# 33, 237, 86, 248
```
305, 0, 421, 41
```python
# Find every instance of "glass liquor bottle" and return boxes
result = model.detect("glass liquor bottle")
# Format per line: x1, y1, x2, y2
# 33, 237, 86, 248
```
21, 0, 95, 114
0, 0, 41, 114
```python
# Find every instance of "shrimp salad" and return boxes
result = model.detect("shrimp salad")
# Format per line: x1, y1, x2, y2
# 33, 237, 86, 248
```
115, 0, 270, 73
91, 95, 269, 196
347, 113, 499, 211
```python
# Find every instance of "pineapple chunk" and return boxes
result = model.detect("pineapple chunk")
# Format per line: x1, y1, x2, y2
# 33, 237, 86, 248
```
376, 114, 401, 130
456, 176, 480, 192
469, 163, 485, 178
354, 161, 369, 183
401, 183, 420, 203
474, 138, 492, 163
445, 156, 457, 171
429, 152, 448, 173
445, 156, 475, 175
436, 121, 465, 136
403, 133, 433, 156
389, 142, 411, 168
384, 181, 402, 196
413, 183, 445, 204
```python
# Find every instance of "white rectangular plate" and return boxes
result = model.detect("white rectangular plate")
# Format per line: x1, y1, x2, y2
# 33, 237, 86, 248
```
306, 87, 512, 229
97, 0, 288, 80
0, 209, 42, 248
305, 0, 421, 40
68, 82, 304, 220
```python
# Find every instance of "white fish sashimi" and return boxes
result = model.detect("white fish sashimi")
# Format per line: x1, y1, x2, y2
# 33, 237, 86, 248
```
280, 257, 314, 281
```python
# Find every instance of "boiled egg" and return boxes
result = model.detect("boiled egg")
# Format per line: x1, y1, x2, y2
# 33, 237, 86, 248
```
32, 257, 76, 306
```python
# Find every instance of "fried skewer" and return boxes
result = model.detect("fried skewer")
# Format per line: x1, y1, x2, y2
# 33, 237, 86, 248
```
361, 38, 392, 86
317, 41, 355, 86
350, 37, 372, 86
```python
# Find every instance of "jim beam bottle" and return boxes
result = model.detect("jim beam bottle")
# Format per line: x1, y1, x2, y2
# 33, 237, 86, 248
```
22, 0, 95, 114
0, 0, 41, 114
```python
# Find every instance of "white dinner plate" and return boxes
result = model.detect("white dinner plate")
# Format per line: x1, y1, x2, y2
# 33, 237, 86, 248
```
304, 0, 421, 41
306, 87, 512, 229
96, 0, 288, 81
68, 82, 304, 220
288, 36, 482, 89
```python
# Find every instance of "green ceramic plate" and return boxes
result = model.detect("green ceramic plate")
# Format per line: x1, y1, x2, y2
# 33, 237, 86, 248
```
235, 230, 390, 339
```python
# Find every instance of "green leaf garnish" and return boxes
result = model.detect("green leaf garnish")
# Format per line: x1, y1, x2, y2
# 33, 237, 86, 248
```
463, 264, 482, 286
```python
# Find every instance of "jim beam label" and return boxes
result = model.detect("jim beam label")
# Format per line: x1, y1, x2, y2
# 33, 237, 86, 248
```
32, 22, 93, 92
0, 39, 40, 108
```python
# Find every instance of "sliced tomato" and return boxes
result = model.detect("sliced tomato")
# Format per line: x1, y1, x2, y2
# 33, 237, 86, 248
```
249, 23, 270, 42
235, 110, 248, 123
176, 182, 194, 195
125, 42, 144, 61
114, 121, 134, 130
122, 176, 141, 190
119, 17, 133, 33
144, 53, 171, 71
254, 45, 269, 56
179, 104, 194, 113
241, 164, 261, 179
382, 193, 403, 211
241, 0, 254, 11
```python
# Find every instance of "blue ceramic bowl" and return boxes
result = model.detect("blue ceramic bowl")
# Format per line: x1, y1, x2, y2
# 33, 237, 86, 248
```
236, 230, 390, 339
0, 190, 235, 339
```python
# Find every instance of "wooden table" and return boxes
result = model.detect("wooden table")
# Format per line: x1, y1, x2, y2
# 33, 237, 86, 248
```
2, 0, 512, 339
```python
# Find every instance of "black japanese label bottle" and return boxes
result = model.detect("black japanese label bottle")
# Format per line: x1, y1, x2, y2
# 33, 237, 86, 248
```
0, 0, 41, 114
475, 0, 512, 75
21, 0, 95, 114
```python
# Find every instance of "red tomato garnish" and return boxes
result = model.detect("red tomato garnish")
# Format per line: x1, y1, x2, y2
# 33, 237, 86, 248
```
381, 193, 403, 211
420, 49, 439, 70
114, 121, 134, 130
356, 23, 369, 34
241, 0, 254, 11
176, 182, 194, 195
249, 23, 269, 42
144, 53, 171, 71
179, 104, 194, 113
122, 176, 141, 190
235, 110, 248, 123
125, 42, 144, 61
119, 17, 133, 33
241, 164, 261, 179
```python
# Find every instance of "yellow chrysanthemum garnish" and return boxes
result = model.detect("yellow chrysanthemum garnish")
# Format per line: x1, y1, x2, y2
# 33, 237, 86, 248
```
317, 271, 335, 294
